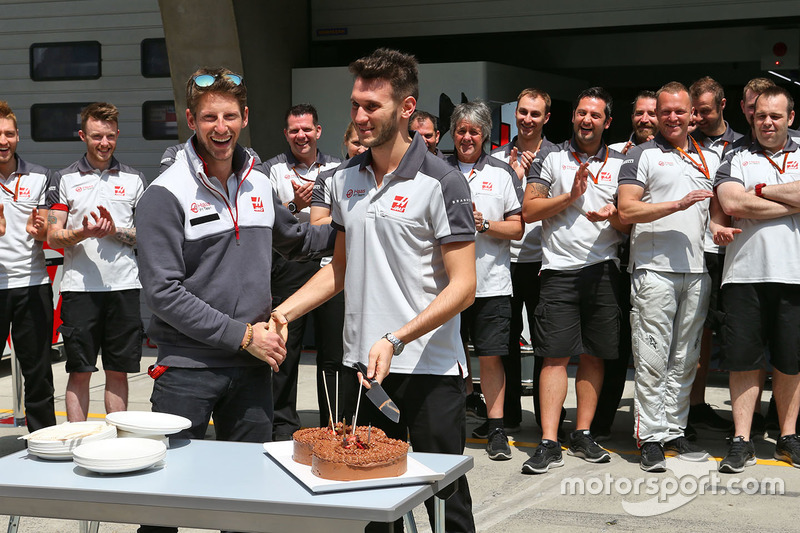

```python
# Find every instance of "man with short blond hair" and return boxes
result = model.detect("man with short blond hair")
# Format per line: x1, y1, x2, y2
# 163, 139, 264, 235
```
618, 81, 718, 471
0, 101, 56, 432
47, 102, 145, 423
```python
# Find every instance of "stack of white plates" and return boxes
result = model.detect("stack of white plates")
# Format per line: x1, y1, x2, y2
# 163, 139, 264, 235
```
73, 438, 167, 474
24, 422, 117, 460
105, 411, 191, 437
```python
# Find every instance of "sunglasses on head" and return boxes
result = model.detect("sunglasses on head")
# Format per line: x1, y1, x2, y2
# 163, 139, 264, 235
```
192, 73, 244, 87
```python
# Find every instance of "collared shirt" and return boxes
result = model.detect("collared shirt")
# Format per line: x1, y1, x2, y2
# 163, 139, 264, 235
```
446, 152, 522, 297
618, 133, 720, 274
529, 139, 626, 271
47, 155, 146, 292
261, 150, 341, 224
491, 135, 554, 263
714, 137, 800, 285
0, 155, 51, 289
329, 135, 474, 376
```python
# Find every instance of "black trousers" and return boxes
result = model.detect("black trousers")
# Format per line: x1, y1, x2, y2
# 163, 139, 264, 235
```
0, 285, 56, 432
271, 261, 352, 438
506, 261, 541, 425
359, 371, 476, 533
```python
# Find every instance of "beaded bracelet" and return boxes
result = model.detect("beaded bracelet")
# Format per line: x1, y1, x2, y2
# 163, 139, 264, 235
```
241, 323, 254, 349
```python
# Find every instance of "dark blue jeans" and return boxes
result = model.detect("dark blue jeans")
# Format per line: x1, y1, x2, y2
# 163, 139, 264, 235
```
139, 365, 273, 533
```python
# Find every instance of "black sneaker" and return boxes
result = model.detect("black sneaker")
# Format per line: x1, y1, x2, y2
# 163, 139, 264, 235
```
521, 440, 563, 474
640, 442, 666, 472
466, 392, 488, 419
568, 430, 610, 463
664, 436, 710, 461
486, 428, 512, 461
751, 412, 768, 440
689, 403, 733, 432
719, 436, 756, 473
774, 434, 800, 468
471, 420, 489, 439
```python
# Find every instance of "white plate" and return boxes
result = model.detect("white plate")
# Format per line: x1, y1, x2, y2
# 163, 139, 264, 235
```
25, 422, 117, 460
262, 441, 444, 494
26, 449, 76, 460
105, 411, 191, 436
74, 456, 166, 474
73, 437, 167, 463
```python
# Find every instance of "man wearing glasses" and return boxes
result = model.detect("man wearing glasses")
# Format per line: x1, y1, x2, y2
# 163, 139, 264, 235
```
135, 68, 334, 477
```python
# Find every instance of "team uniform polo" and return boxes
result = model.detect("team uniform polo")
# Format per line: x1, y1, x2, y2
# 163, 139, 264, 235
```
608, 133, 637, 153
0, 156, 50, 289
261, 150, 340, 224
714, 139, 800, 374
329, 135, 474, 375
618, 133, 720, 274
530, 140, 626, 271
618, 133, 720, 445
446, 153, 522, 297
47, 156, 145, 292
491, 136, 554, 263
0, 155, 56, 431
160, 144, 261, 175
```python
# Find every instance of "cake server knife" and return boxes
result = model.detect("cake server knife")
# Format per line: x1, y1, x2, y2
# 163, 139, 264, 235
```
353, 361, 401, 423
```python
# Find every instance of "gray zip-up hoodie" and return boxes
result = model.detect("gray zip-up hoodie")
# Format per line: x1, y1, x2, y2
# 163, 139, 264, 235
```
136, 137, 335, 368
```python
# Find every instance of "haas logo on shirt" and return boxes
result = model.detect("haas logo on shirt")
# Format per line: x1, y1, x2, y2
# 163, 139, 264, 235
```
598, 171, 613, 183
251, 197, 264, 212
481, 181, 493, 191
190, 201, 213, 214
114, 185, 126, 196
17, 187, 31, 199
788, 160, 799, 170
391, 195, 409, 213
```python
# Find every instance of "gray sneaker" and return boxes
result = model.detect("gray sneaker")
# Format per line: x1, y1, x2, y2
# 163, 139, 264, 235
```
521, 440, 563, 474
664, 436, 710, 462
640, 442, 667, 472
568, 430, 610, 463
719, 436, 756, 473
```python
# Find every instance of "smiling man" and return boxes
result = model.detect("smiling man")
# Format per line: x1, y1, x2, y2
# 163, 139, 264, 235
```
521, 87, 629, 474
261, 104, 342, 441
618, 82, 720, 471
47, 102, 146, 423
609, 90, 657, 154
271, 48, 477, 532
134, 68, 335, 498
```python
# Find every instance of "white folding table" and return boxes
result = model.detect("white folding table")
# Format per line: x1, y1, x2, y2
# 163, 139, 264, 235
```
0, 438, 472, 533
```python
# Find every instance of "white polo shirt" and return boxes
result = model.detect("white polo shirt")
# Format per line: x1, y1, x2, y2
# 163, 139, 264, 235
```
491, 136, 553, 264
529, 140, 626, 271
714, 138, 800, 286
330, 135, 475, 376
618, 134, 720, 274
0, 155, 51, 289
262, 150, 341, 224
47, 155, 145, 292
447, 153, 522, 297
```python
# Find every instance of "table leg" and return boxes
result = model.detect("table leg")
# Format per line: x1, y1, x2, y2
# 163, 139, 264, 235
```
433, 495, 445, 533
79, 520, 99, 533
6, 515, 20, 533
402, 511, 418, 533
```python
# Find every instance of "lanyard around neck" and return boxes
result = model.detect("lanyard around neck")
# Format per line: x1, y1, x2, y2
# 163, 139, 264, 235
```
672, 137, 710, 179
570, 145, 608, 184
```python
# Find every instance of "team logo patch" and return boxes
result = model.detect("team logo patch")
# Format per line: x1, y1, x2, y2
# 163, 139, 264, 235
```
658, 160, 674, 166
481, 181, 493, 191
598, 171, 613, 183
114, 185, 125, 196
251, 197, 264, 212
74, 184, 95, 193
190, 201, 213, 214
788, 160, 799, 170
345, 188, 366, 199
17, 187, 30, 199
284, 174, 293, 180
562, 164, 578, 171
391, 195, 409, 213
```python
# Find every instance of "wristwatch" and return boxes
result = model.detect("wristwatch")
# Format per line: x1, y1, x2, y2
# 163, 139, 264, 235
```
382, 332, 405, 355
478, 220, 490, 233
287, 201, 298, 214
755, 183, 767, 198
